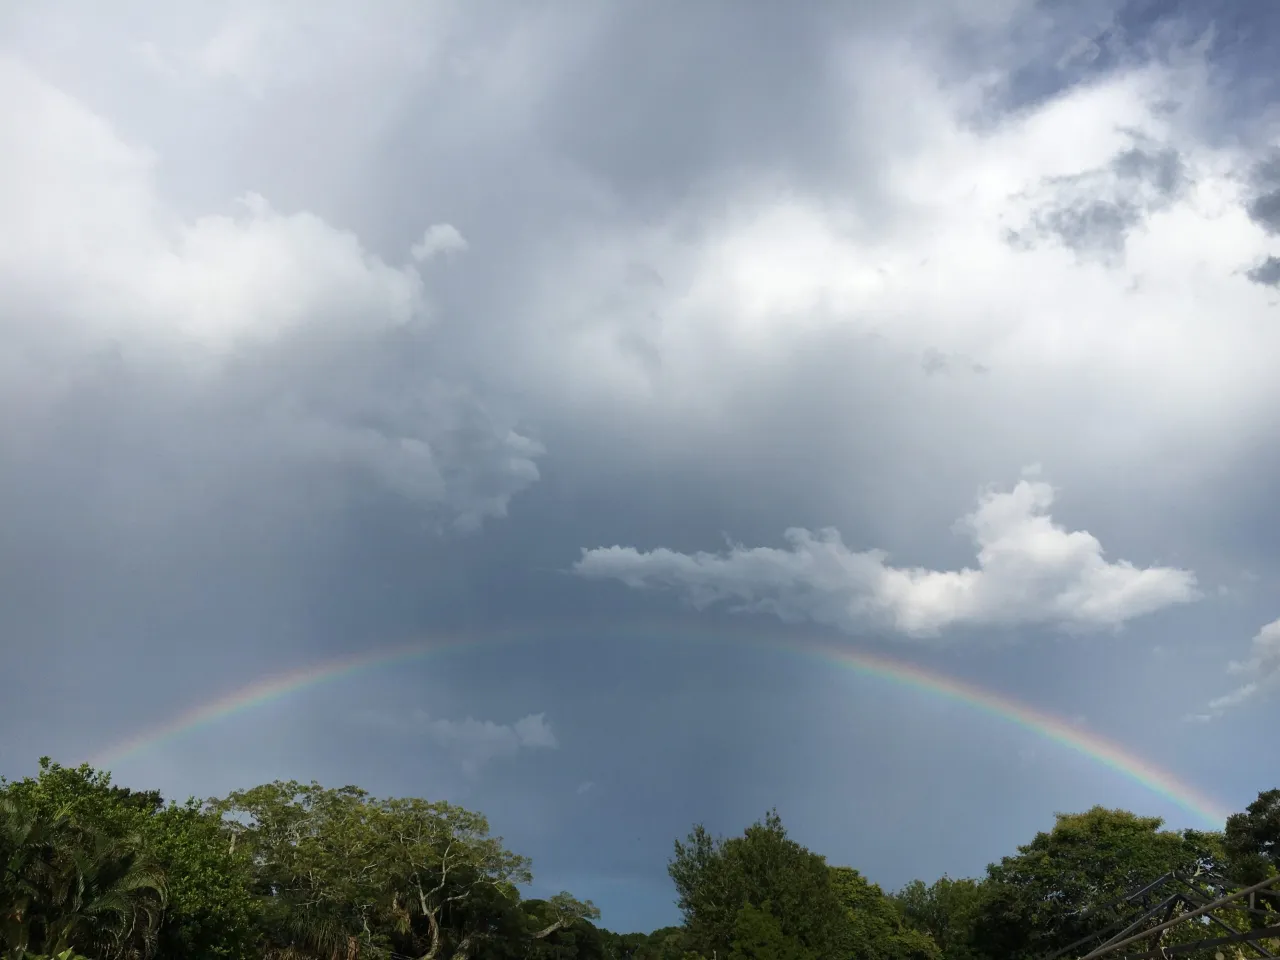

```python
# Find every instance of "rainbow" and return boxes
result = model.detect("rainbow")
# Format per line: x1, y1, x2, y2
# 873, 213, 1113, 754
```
91, 627, 1230, 827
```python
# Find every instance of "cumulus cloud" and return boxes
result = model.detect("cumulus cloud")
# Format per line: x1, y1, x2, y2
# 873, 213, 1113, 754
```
361, 709, 559, 775
1192, 618, 1280, 720
509, 53, 1280, 517
0, 56, 541, 534
574, 471, 1199, 638
411, 224, 470, 262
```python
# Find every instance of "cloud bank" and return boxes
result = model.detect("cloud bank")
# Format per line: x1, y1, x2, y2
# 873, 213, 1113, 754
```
0, 56, 542, 537
575, 472, 1199, 638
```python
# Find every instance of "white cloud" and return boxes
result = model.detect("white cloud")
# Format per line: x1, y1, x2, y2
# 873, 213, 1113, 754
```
505, 53, 1280, 519
574, 472, 1199, 638
576, 780, 596, 795
0, 55, 541, 531
1196, 618, 1280, 718
411, 224, 469, 262
0, 58, 426, 354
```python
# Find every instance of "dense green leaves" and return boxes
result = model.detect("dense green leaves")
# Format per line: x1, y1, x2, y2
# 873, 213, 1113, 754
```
726, 901, 813, 960
211, 779, 600, 960
0, 759, 256, 960
1, 758, 1276, 960
669, 810, 851, 958
1226, 789, 1280, 880
0, 797, 166, 960
967, 807, 1232, 960
893, 877, 986, 960
830, 867, 938, 960
668, 812, 945, 960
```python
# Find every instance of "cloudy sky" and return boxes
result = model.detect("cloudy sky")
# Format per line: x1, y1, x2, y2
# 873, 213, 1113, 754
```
2, 0, 1279, 934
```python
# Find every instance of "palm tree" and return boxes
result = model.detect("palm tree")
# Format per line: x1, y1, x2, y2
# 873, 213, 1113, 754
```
0, 798, 167, 960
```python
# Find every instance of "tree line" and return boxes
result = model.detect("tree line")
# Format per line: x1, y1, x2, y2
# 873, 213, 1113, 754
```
1, 757, 1276, 960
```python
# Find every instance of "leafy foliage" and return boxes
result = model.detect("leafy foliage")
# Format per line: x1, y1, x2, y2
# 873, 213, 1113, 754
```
669, 809, 853, 958
1226, 789, 1280, 879
0, 796, 166, 960
1, 757, 1275, 960
893, 877, 987, 960
0, 759, 256, 960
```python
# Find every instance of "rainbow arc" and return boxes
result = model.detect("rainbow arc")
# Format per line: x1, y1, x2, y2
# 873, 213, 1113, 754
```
91, 628, 1230, 828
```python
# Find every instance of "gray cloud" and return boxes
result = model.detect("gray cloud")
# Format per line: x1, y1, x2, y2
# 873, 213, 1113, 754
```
1007, 140, 1190, 261
359, 709, 559, 776
411, 223, 470, 263
1249, 192, 1280, 234
0, 57, 542, 537
1246, 154, 1280, 235
575, 472, 1199, 639
1245, 256, 1280, 288
921, 348, 990, 376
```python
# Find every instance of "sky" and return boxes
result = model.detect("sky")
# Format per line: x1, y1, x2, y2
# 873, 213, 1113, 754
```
1, 0, 1279, 935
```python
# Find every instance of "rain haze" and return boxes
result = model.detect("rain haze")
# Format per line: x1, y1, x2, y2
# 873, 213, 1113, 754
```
2, 0, 1279, 935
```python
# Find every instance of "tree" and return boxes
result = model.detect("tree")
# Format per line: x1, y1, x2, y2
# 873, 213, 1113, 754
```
0, 797, 167, 960
1226, 790, 1280, 880
972, 807, 1226, 960
0, 758, 258, 960
378, 794, 535, 960
830, 867, 938, 960
505, 901, 608, 960
213, 781, 395, 959
598, 926, 690, 960
893, 877, 988, 960
727, 901, 814, 960
669, 810, 861, 959
215, 779, 598, 960
147, 801, 260, 960
1224, 789, 1280, 926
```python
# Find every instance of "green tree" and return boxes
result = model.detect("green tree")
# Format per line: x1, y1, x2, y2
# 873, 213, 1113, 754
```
893, 877, 988, 960
213, 781, 394, 959
727, 901, 814, 960
668, 811, 853, 959
1225, 790, 1280, 880
830, 867, 938, 960
147, 801, 259, 960
216, 779, 598, 960
598, 926, 690, 960
1, 759, 258, 960
973, 807, 1225, 960
0, 797, 166, 960
1224, 789, 1280, 925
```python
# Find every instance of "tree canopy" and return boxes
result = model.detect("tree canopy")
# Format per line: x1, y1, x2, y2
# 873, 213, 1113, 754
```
1, 757, 1275, 960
